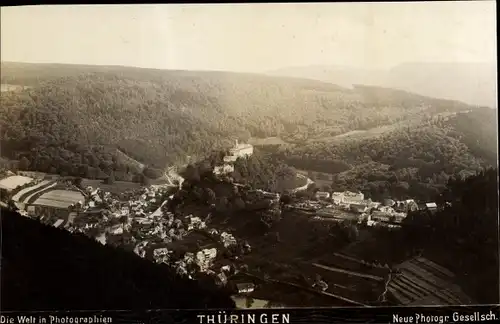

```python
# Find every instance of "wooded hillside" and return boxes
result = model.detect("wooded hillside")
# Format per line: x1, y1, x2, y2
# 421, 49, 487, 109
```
0, 62, 495, 196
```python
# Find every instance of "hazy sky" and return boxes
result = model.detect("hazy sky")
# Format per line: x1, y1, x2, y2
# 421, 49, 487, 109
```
1, 2, 496, 72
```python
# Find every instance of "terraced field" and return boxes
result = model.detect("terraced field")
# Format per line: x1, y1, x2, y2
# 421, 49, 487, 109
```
12, 180, 57, 203
388, 258, 474, 305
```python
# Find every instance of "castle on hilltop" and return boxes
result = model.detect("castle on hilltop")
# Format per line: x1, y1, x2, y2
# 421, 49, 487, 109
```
223, 140, 254, 163
214, 140, 254, 175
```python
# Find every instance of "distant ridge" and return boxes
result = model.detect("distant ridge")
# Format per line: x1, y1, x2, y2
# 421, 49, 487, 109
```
267, 62, 497, 108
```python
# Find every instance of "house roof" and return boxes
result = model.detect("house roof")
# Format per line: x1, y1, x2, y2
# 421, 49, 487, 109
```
231, 143, 253, 151
53, 219, 65, 228
236, 283, 255, 290
350, 203, 368, 208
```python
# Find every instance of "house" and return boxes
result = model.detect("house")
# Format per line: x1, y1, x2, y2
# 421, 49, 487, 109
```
313, 280, 328, 292
220, 232, 237, 247
331, 192, 345, 204
236, 283, 255, 294
315, 191, 330, 200
223, 155, 238, 163
153, 248, 169, 258
187, 216, 206, 231
395, 200, 418, 212
255, 190, 280, 200
378, 206, 395, 213
214, 164, 235, 175
53, 219, 65, 228
417, 202, 438, 212
426, 202, 437, 210
216, 272, 228, 286
343, 191, 364, 203
370, 211, 392, 222
195, 248, 218, 272
405, 199, 418, 210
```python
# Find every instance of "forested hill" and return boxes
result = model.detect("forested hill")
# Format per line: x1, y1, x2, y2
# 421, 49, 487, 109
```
273, 107, 497, 201
1, 208, 235, 311
0, 62, 491, 184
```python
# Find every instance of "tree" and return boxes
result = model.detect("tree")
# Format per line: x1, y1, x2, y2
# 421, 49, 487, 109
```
143, 167, 163, 180
139, 174, 150, 186
184, 165, 200, 183
233, 197, 246, 210
119, 215, 129, 225
19, 156, 31, 170
204, 188, 216, 205
73, 177, 83, 188
216, 197, 229, 213
279, 193, 292, 205
321, 184, 332, 192
245, 297, 254, 309
104, 171, 115, 185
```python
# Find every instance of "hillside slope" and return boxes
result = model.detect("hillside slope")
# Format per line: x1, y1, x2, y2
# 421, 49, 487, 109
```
400, 168, 499, 304
1, 208, 235, 311
269, 107, 497, 201
0, 62, 482, 180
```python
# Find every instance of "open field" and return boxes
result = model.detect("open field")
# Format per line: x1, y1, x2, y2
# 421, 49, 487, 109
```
0, 84, 29, 92
204, 208, 388, 305
115, 149, 146, 172
306, 120, 415, 143
32, 190, 86, 208
248, 137, 289, 146
295, 169, 334, 188
0, 176, 34, 191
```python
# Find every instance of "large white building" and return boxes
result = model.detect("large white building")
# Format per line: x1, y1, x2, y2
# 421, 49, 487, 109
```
331, 191, 365, 204
214, 164, 235, 175
215, 140, 254, 174
229, 140, 254, 158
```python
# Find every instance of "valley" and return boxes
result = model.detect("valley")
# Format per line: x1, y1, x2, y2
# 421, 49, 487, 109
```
0, 61, 498, 309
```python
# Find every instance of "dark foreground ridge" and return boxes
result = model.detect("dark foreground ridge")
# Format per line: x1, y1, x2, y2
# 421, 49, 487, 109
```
0, 208, 235, 311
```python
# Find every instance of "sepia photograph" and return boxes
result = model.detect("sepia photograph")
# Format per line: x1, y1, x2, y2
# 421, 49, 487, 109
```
0, 1, 498, 318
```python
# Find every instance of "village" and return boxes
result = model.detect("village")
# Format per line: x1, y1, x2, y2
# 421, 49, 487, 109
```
0, 140, 464, 309
0, 168, 252, 295
287, 189, 439, 229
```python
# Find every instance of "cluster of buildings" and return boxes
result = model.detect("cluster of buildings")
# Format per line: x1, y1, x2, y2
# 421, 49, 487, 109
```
147, 226, 244, 281
214, 140, 254, 175
294, 189, 439, 228
220, 231, 238, 248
